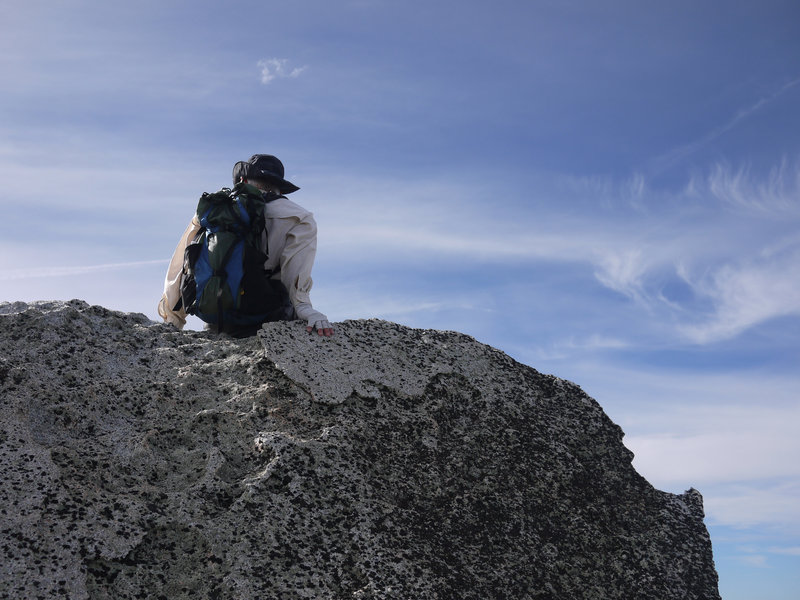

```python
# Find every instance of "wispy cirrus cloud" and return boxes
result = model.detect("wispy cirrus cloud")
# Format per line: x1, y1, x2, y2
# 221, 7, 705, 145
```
551, 362, 800, 536
699, 159, 800, 217
677, 246, 800, 343
627, 410, 800, 489
0, 260, 168, 281
768, 546, 800, 556
648, 77, 800, 175
310, 160, 800, 346
705, 482, 800, 532
258, 58, 307, 84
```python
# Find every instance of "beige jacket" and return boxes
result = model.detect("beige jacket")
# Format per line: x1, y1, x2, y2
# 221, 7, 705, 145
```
157, 195, 328, 329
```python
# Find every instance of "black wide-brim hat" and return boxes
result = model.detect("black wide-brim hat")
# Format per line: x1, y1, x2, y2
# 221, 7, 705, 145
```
232, 154, 300, 194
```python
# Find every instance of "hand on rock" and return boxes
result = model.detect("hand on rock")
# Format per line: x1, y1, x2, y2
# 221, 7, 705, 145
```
307, 319, 334, 337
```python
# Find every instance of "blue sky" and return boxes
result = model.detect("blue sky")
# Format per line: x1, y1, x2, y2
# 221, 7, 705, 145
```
2, 1, 799, 597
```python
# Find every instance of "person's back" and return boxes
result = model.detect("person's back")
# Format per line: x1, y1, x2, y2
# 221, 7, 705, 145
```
158, 154, 333, 337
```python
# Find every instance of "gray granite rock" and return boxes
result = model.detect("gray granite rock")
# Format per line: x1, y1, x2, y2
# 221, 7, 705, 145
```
0, 300, 720, 599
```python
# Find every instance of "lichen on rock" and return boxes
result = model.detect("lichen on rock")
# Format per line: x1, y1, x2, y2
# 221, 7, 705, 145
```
0, 300, 720, 599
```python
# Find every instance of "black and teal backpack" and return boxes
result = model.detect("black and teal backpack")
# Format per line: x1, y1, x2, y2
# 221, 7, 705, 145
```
179, 183, 292, 333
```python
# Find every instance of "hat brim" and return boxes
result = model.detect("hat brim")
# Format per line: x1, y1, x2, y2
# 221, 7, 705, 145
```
232, 160, 300, 194
257, 173, 300, 195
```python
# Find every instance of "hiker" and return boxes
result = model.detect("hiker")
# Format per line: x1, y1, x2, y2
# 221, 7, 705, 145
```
157, 154, 333, 337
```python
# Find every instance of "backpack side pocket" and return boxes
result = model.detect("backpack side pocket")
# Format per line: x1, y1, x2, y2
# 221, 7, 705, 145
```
180, 234, 204, 314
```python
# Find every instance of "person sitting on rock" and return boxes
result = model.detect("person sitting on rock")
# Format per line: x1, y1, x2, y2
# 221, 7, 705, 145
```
157, 154, 333, 337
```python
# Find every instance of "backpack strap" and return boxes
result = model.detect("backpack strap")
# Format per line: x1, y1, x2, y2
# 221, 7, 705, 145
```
212, 237, 243, 334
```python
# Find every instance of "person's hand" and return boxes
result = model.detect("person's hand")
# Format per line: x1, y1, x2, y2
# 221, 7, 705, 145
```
307, 319, 334, 337
165, 313, 185, 330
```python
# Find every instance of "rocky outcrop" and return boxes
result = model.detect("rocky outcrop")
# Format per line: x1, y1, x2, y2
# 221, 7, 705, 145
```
0, 300, 720, 599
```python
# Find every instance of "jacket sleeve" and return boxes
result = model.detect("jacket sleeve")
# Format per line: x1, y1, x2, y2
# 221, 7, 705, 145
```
267, 210, 328, 326
157, 217, 202, 329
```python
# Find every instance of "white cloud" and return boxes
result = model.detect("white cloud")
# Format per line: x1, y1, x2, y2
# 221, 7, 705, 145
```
562, 364, 800, 532
308, 161, 800, 346
0, 260, 169, 281
617, 388, 800, 488
258, 58, 307, 84
678, 247, 800, 343
548, 163, 800, 344
533, 335, 631, 361
702, 159, 800, 217
768, 546, 800, 556
704, 482, 800, 531
592, 248, 650, 301
312, 278, 498, 325
736, 553, 769, 568
564, 334, 630, 351
524, 366, 800, 539
627, 425, 800, 489
0, 136, 227, 214
648, 78, 800, 175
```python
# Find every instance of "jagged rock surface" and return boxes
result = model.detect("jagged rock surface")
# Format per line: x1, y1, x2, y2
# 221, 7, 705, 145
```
0, 300, 720, 600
